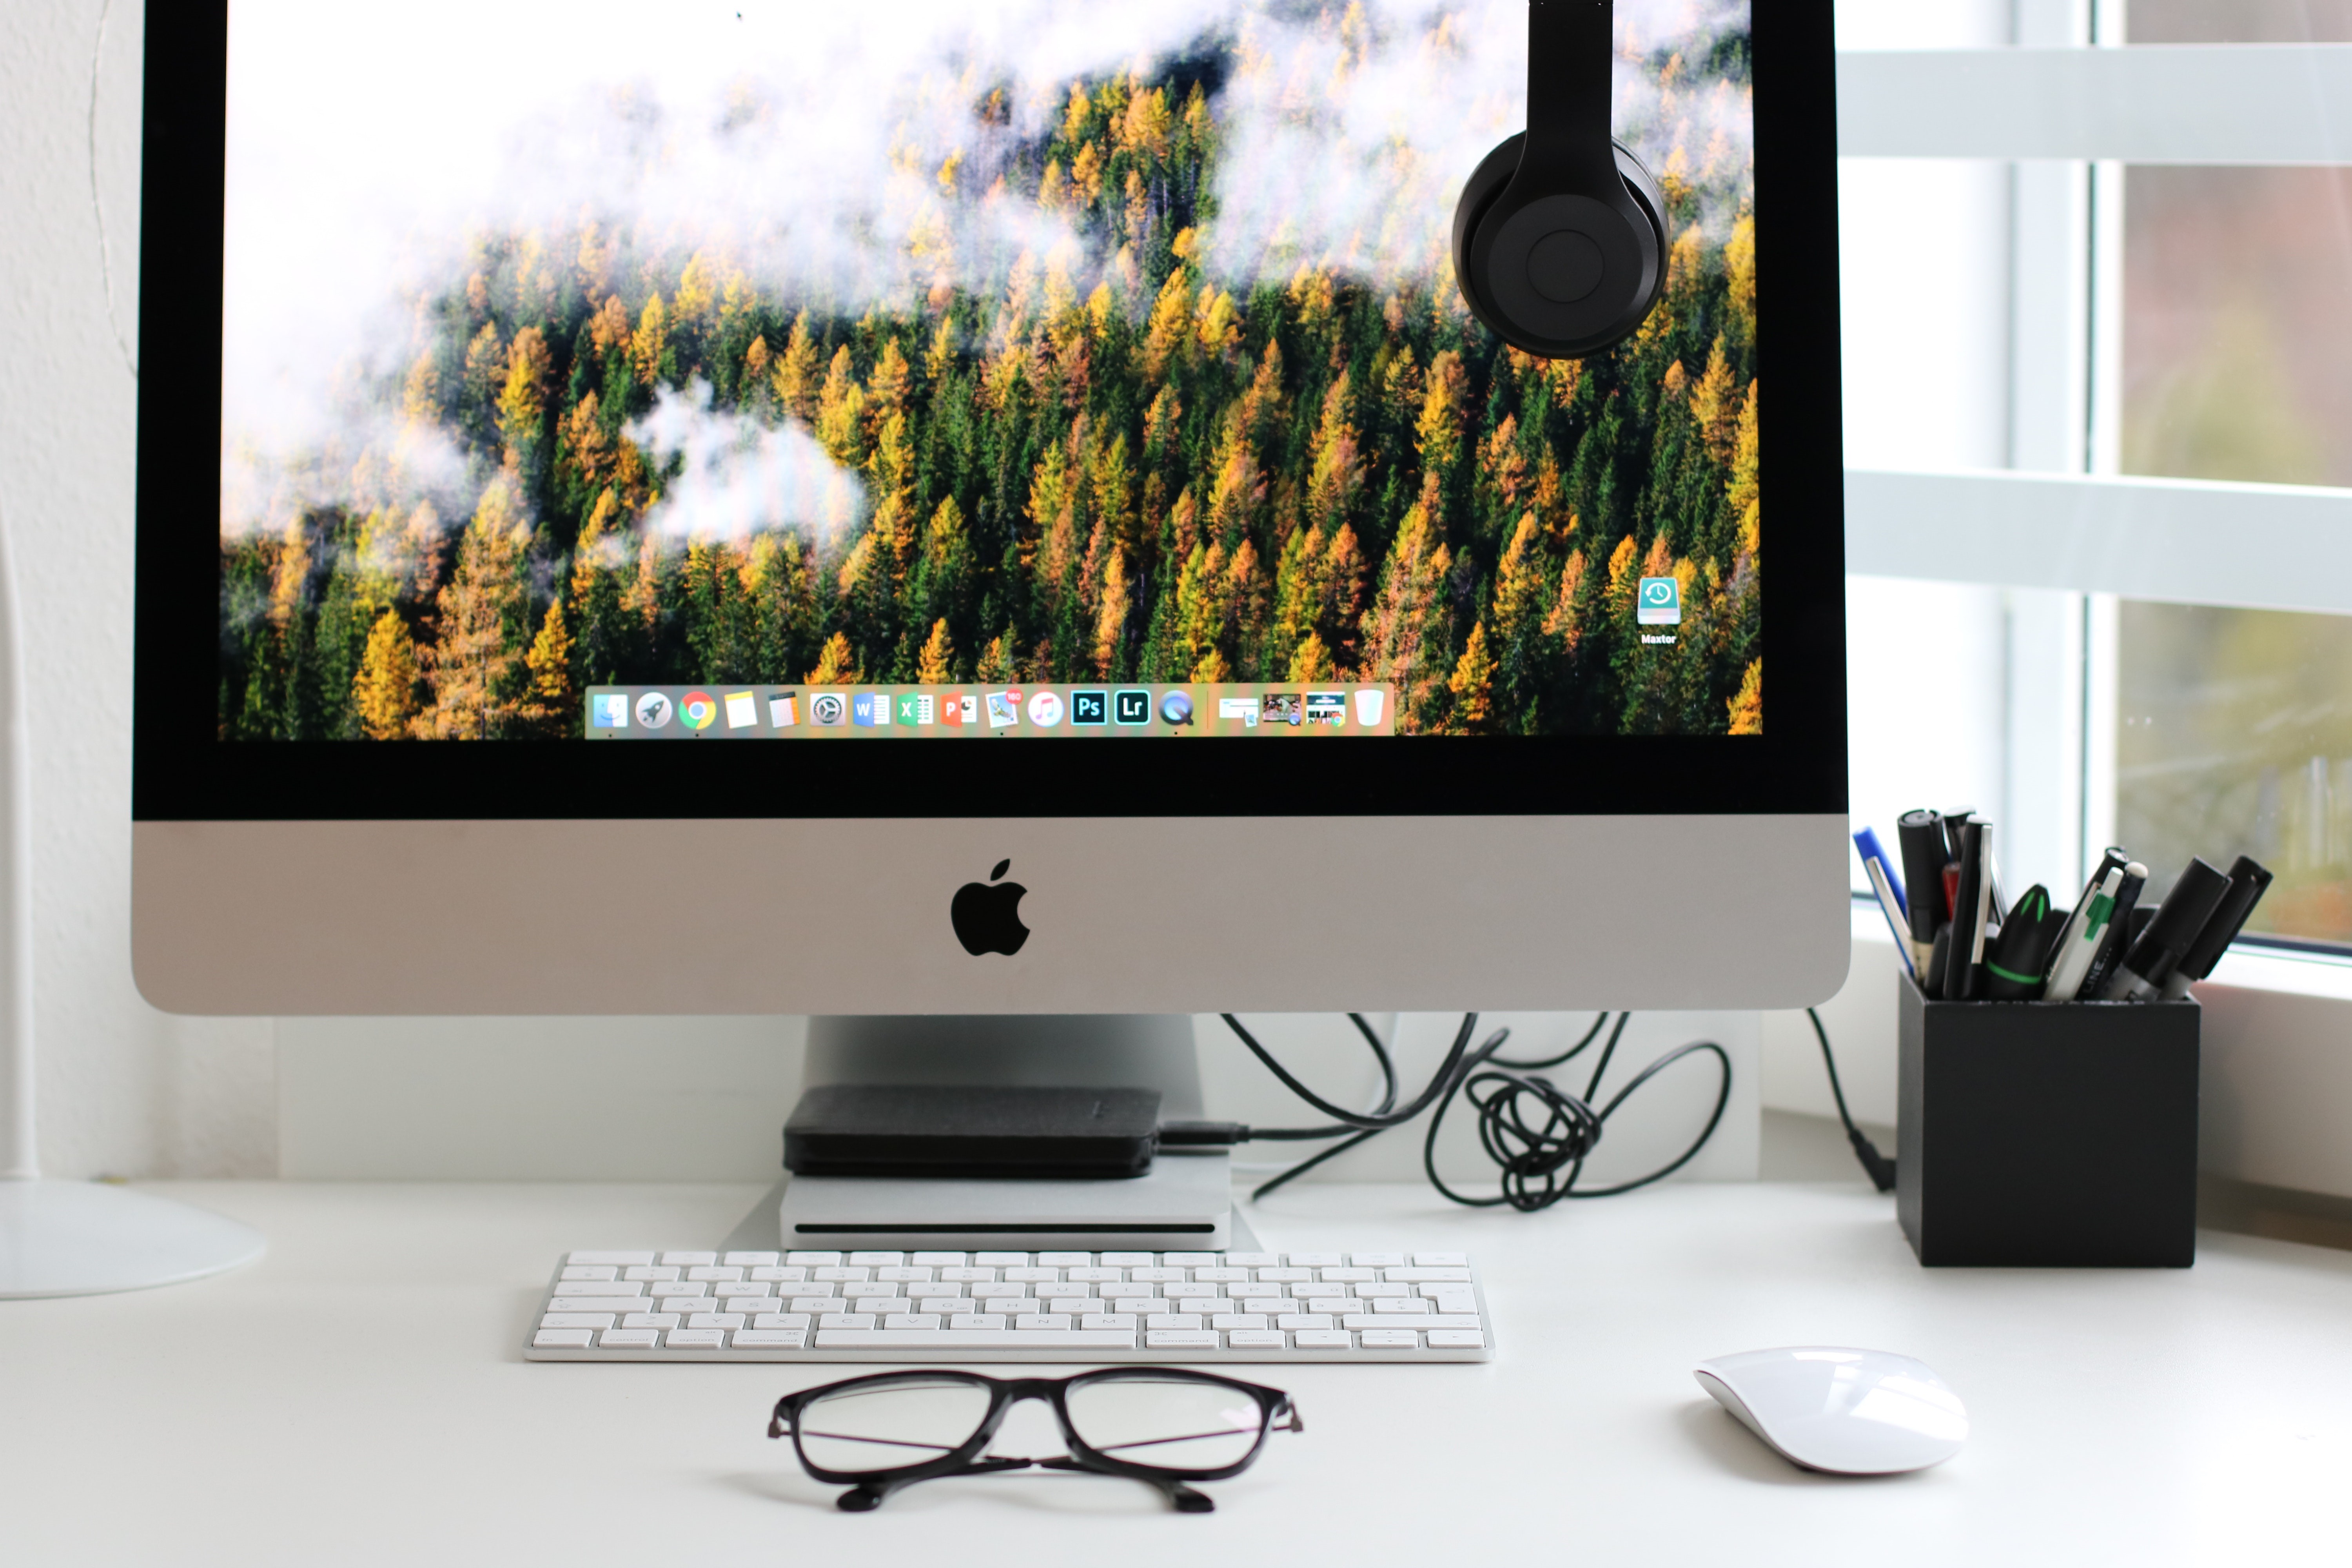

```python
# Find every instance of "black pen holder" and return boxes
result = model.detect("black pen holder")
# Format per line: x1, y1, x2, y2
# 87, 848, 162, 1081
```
1896, 975, 2200, 1267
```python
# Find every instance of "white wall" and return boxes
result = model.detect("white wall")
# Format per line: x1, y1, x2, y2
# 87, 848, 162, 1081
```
0, 0, 277, 1180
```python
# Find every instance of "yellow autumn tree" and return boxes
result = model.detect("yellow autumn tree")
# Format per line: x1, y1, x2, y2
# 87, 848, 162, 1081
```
497, 326, 554, 468
773, 313, 822, 419
586, 294, 630, 356
814, 346, 867, 466
419, 479, 530, 740
808, 631, 861, 685
1448, 622, 1497, 735
916, 619, 955, 685
1728, 659, 1762, 735
1288, 629, 1334, 684
630, 293, 668, 385
352, 610, 418, 740
1092, 543, 1129, 676
523, 596, 574, 728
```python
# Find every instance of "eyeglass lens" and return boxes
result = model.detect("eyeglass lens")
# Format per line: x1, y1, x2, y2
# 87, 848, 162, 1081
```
799, 1377, 995, 1474
1063, 1376, 1269, 1472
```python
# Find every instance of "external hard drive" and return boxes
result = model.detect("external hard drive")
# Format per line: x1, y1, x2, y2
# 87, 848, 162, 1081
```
782, 1085, 1163, 1179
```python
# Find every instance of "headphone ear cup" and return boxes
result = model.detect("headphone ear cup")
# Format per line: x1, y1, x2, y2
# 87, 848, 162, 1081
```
1450, 133, 1527, 344
1611, 137, 1668, 279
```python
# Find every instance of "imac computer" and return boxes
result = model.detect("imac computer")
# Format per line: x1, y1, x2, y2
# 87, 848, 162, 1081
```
128, 0, 1847, 1257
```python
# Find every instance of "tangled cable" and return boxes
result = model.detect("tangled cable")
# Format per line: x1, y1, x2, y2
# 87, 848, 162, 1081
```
1217, 1012, 1732, 1212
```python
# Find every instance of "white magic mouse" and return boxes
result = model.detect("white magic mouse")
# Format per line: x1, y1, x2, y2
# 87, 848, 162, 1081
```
1693, 1347, 1968, 1475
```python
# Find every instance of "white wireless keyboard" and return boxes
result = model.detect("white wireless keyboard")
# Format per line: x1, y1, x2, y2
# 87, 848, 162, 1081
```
528, 1248, 1494, 1363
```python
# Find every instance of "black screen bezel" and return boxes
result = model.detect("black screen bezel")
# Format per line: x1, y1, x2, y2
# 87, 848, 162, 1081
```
134, 1, 1846, 824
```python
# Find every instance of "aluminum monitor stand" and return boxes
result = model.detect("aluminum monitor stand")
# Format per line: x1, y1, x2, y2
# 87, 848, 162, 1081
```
761, 1015, 1254, 1253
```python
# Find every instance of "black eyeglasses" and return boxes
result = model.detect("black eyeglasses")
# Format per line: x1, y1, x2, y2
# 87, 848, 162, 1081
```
768, 1368, 1304, 1513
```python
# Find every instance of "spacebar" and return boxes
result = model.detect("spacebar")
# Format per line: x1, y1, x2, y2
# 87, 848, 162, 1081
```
815, 1330, 1139, 1349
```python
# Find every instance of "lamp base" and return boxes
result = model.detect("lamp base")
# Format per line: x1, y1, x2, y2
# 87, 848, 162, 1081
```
0, 1178, 265, 1299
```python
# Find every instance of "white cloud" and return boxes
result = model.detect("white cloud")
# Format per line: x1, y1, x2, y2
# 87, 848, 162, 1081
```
628, 382, 865, 539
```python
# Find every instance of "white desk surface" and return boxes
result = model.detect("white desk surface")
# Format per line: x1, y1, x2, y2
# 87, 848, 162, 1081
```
4, 1178, 2347, 1566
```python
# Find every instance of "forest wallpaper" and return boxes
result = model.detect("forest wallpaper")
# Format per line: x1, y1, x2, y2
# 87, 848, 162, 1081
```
216, 0, 1759, 740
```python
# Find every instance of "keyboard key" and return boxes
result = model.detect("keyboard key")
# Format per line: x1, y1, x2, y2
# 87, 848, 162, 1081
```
1098, 1252, 1155, 1267
938, 1267, 996, 1283
1386, 1267, 1474, 1283
1228, 1330, 1286, 1348
548, 1297, 646, 1314
884, 1314, 942, 1330
1081, 1314, 1137, 1330
1427, 1330, 1488, 1349
622, 1313, 680, 1329
599, 1329, 660, 1348
1015, 1314, 1073, 1331
949, 1314, 1007, 1330
1372, 1298, 1432, 1314
1036, 1252, 1093, 1267
849, 1297, 909, 1314
788, 1297, 842, 1315
1146, 1331, 1220, 1349
911, 1252, 967, 1266
554, 1278, 640, 1295
1163, 1281, 1220, 1298
1410, 1253, 1469, 1267
1240, 1298, 1289, 1315
1146, 1314, 1203, 1331
817, 1329, 1137, 1349
1193, 1267, 1252, 1283
1212, 1315, 1268, 1330
1065, 1267, 1123, 1283
914, 1298, 970, 1315
1346, 1315, 1480, 1330
813, 1266, 871, 1283
1162, 1254, 1219, 1267
1277, 1314, 1333, 1330
1356, 1282, 1414, 1298
848, 1252, 904, 1266
818, 1313, 876, 1330
1317, 1267, 1377, 1282
540, 1313, 615, 1330
715, 1282, 774, 1298
667, 1329, 727, 1348
567, 1251, 655, 1267
724, 1251, 780, 1267
784, 1251, 841, 1265
735, 1330, 808, 1348
1033, 1282, 1092, 1299
749, 1266, 807, 1283
1293, 1330, 1352, 1348
1287, 1252, 1344, 1267
1428, 1289, 1479, 1315
1253, 1267, 1312, 1283
1127, 1267, 1186, 1283
623, 1265, 681, 1281
973, 1252, 1029, 1267
661, 1252, 717, 1267
1358, 1329, 1421, 1349
1305, 1298, 1356, 1315
1224, 1252, 1278, 1267
751, 1314, 811, 1330
1350, 1253, 1407, 1267
558, 1265, 619, 1281
1108, 1298, 1158, 1316
532, 1329, 593, 1348
1004, 1267, 1060, 1282
688, 1313, 745, 1330
875, 1266, 933, 1283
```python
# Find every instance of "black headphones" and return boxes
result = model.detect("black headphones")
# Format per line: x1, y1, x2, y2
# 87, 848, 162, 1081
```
1452, 0, 1666, 361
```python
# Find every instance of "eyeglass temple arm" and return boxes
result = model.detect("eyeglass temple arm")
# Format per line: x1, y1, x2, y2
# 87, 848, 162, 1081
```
1276, 1396, 1305, 1433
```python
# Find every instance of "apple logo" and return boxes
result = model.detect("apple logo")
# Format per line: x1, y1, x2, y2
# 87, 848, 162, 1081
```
951, 859, 1031, 956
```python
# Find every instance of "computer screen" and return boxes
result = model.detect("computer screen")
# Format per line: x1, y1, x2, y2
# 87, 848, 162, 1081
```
134, 1, 1847, 1016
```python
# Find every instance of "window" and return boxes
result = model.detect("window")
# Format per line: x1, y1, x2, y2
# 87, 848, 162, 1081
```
1838, 0, 2352, 953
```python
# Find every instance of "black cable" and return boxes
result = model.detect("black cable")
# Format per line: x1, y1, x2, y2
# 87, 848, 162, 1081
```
1808, 1007, 1896, 1192
1223, 1011, 1733, 1211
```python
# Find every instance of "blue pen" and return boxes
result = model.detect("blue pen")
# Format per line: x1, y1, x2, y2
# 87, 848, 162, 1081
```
1853, 827, 1916, 977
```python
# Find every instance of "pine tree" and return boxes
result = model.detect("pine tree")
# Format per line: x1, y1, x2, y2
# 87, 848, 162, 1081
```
631, 294, 670, 386
808, 630, 861, 685
509, 597, 570, 735
774, 313, 822, 419
1448, 622, 1497, 735
419, 480, 530, 739
916, 619, 955, 684
1728, 658, 1762, 735
353, 610, 419, 740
